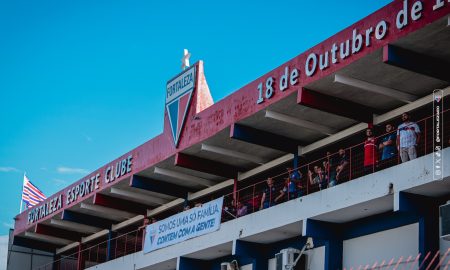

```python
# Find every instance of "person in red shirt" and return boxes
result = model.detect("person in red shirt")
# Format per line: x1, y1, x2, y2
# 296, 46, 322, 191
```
364, 128, 378, 175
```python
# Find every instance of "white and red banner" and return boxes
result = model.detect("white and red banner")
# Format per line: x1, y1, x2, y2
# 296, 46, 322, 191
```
144, 197, 223, 253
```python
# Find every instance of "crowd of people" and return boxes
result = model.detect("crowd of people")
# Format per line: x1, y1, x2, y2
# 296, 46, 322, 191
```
225, 111, 426, 216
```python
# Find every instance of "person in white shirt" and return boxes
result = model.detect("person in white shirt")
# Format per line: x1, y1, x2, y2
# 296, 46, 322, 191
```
396, 112, 421, 163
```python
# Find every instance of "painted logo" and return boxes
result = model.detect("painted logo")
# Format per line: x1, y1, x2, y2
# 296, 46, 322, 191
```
166, 66, 196, 147
434, 94, 442, 103
148, 227, 157, 245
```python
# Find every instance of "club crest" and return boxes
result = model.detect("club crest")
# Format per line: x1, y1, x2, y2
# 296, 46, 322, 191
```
148, 227, 157, 245
434, 94, 442, 103
166, 66, 196, 147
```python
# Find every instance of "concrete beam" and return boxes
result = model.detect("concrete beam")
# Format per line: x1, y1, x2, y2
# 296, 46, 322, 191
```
13, 236, 58, 252
265, 110, 337, 135
374, 87, 450, 124
147, 198, 185, 217
154, 167, 215, 187
35, 223, 83, 242
24, 231, 72, 246
300, 123, 368, 155
383, 44, 450, 82
230, 123, 303, 153
81, 229, 109, 244
110, 187, 168, 206
50, 219, 101, 234
80, 203, 136, 220
111, 215, 145, 232
56, 241, 80, 255
201, 144, 267, 164
238, 154, 293, 181
62, 209, 117, 228
175, 153, 241, 179
188, 179, 234, 201
334, 74, 417, 103
298, 88, 376, 123
130, 175, 190, 198
94, 192, 150, 214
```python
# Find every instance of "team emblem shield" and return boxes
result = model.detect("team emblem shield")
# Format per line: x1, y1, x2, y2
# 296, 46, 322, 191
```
434, 95, 442, 103
166, 66, 196, 147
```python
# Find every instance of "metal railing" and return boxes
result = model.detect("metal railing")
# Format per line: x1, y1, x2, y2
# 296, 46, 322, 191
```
36, 229, 144, 270
36, 109, 448, 269
222, 109, 449, 221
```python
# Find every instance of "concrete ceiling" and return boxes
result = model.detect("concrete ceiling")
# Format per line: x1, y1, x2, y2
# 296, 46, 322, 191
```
183, 241, 233, 260
312, 195, 394, 223
241, 222, 302, 244
139, 258, 178, 270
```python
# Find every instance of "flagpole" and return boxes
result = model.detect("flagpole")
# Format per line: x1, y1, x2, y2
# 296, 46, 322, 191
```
19, 172, 25, 213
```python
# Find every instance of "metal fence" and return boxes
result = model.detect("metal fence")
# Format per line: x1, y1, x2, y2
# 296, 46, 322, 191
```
36, 109, 449, 270
36, 229, 144, 270
222, 109, 449, 221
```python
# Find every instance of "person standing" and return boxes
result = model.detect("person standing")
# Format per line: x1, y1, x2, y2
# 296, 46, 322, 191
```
397, 112, 421, 163
379, 123, 397, 169
364, 128, 377, 175
336, 148, 349, 182
308, 165, 327, 190
323, 151, 338, 187
287, 167, 303, 197
260, 177, 277, 210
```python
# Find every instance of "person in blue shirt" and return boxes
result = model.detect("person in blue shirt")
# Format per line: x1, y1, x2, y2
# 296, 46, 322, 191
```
260, 177, 278, 210
288, 167, 304, 197
379, 123, 397, 169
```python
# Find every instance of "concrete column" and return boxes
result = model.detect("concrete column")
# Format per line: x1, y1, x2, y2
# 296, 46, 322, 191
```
293, 152, 299, 169
52, 254, 60, 270
106, 230, 117, 261
303, 219, 343, 270
177, 257, 211, 270
234, 240, 269, 270
77, 243, 85, 270
397, 192, 440, 265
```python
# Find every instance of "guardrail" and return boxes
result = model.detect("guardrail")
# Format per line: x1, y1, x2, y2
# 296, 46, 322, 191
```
36, 109, 448, 270
36, 229, 144, 270
222, 109, 449, 221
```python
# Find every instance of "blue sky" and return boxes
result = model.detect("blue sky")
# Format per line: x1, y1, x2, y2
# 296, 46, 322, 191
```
0, 0, 392, 236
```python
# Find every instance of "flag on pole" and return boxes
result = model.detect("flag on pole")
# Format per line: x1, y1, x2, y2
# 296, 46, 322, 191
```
22, 175, 46, 208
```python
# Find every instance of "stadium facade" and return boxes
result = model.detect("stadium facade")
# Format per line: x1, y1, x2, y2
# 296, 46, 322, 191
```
8, 1, 450, 269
